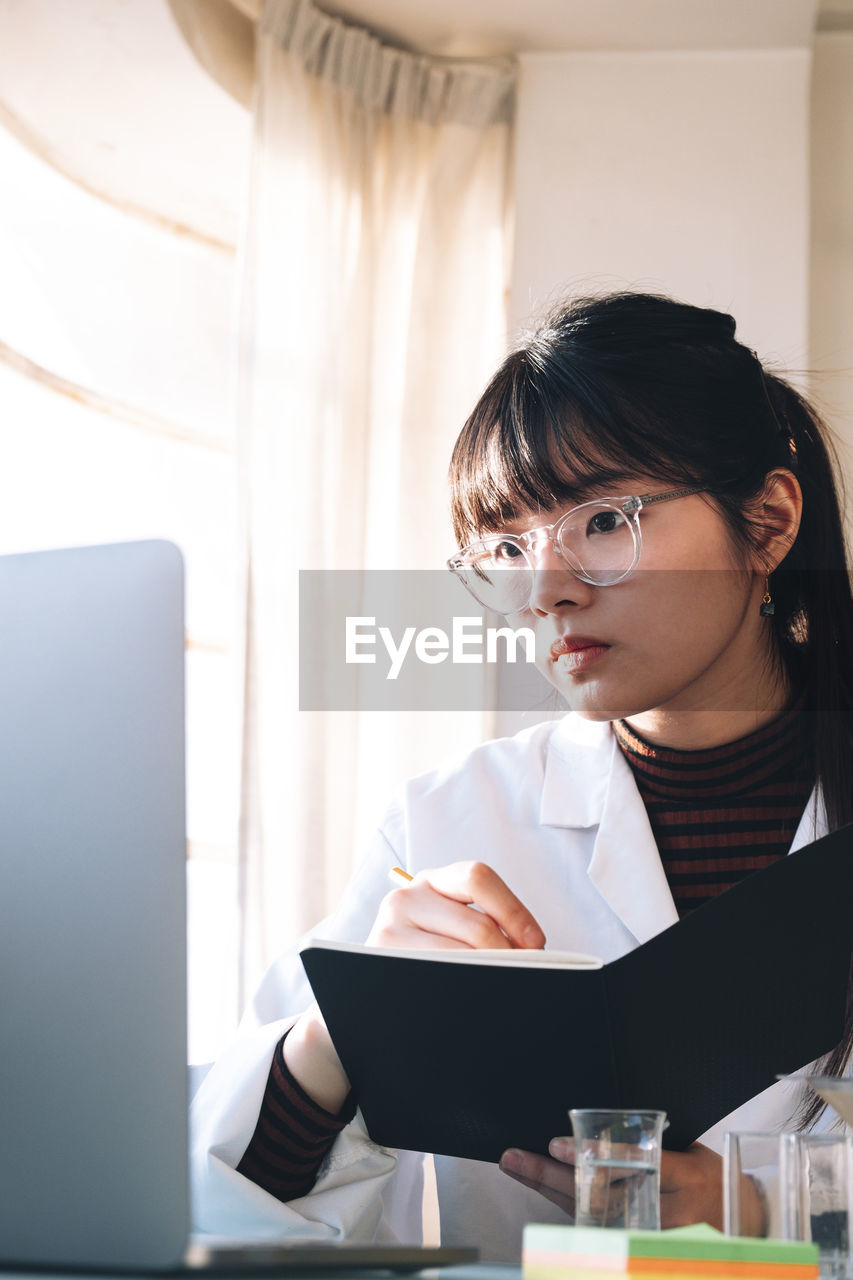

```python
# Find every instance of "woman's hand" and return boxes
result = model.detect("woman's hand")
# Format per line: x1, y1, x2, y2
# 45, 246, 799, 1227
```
367, 860, 546, 952
499, 1140, 763, 1232
284, 861, 543, 1115
499, 1142, 576, 1215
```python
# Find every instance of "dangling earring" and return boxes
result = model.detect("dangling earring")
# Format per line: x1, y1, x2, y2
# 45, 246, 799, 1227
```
760, 572, 775, 617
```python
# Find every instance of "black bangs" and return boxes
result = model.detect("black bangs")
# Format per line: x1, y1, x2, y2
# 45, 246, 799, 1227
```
448, 344, 699, 546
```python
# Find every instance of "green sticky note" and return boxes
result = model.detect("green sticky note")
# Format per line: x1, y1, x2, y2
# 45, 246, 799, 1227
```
523, 1222, 820, 1266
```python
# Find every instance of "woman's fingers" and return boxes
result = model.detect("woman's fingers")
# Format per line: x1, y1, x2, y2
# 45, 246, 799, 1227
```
500, 1141, 733, 1233
549, 1136, 575, 1163
425, 862, 545, 948
370, 890, 512, 949
368, 860, 546, 951
499, 1148, 576, 1215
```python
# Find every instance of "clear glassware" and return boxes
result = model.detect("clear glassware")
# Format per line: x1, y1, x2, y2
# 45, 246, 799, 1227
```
569, 1108, 667, 1230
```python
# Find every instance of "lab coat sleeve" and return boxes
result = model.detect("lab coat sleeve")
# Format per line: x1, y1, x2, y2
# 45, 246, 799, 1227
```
190, 823, 413, 1241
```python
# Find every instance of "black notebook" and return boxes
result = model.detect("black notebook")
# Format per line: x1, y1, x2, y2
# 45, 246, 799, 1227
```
300, 823, 853, 1164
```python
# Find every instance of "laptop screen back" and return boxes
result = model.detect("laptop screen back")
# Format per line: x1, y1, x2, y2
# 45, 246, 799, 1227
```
0, 540, 189, 1269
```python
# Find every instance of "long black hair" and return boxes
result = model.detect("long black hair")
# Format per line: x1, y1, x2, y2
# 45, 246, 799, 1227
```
449, 292, 853, 1120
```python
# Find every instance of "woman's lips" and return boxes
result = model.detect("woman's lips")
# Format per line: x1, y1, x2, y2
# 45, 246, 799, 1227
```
549, 636, 610, 672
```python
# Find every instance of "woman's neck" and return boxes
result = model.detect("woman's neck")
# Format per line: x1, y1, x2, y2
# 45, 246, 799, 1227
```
622, 676, 795, 752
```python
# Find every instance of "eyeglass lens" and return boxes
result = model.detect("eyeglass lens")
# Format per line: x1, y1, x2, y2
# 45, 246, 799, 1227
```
455, 502, 638, 612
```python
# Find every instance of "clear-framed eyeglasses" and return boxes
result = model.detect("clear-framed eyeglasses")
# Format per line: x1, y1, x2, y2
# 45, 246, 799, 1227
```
447, 487, 703, 615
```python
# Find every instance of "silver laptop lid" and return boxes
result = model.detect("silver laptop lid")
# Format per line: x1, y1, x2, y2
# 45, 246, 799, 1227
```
0, 540, 188, 1269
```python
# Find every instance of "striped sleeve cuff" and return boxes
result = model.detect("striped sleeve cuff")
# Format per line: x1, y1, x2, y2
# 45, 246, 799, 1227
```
237, 1031, 357, 1201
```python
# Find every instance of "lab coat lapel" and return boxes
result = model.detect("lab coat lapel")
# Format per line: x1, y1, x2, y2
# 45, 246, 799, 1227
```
541, 718, 679, 944
587, 745, 679, 943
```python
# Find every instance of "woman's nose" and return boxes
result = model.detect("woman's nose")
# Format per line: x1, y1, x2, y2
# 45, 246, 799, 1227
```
527, 539, 593, 614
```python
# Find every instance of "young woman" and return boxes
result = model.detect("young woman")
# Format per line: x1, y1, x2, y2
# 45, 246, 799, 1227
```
192, 292, 853, 1260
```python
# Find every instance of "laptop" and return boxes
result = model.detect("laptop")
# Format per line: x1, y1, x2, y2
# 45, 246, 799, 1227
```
0, 540, 476, 1273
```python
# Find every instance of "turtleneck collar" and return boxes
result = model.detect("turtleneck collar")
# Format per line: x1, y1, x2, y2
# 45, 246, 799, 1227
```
613, 690, 811, 802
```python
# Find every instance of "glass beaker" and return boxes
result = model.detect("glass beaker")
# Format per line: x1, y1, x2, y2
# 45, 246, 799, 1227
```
569, 1108, 667, 1230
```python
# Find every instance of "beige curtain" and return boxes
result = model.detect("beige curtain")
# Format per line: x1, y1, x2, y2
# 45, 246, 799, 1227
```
238, 0, 516, 1003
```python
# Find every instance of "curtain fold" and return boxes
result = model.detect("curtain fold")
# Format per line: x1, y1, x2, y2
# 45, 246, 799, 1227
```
260, 0, 514, 126
237, 0, 516, 1004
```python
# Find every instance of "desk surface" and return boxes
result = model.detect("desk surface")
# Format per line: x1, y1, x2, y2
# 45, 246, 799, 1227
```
0, 1266, 520, 1280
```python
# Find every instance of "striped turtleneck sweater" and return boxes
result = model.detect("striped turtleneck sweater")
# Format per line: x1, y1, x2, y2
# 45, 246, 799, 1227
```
613, 693, 814, 915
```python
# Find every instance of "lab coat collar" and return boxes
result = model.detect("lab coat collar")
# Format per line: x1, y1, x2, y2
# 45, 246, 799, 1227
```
540, 715, 612, 829
541, 716, 679, 943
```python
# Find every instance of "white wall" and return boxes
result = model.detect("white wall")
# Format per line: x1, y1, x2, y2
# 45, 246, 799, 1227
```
811, 30, 853, 477
507, 22, 853, 486
510, 48, 811, 364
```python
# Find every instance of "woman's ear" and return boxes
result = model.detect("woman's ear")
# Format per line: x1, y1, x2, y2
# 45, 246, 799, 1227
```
749, 468, 803, 572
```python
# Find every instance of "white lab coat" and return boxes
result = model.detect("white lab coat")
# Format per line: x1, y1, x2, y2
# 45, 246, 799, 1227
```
191, 713, 834, 1261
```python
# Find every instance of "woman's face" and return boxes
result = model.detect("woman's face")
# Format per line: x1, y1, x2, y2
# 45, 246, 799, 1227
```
502, 476, 773, 725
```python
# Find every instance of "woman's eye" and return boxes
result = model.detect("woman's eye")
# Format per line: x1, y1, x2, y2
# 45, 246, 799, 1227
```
493, 540, 524, 563
587, 511, 620, 535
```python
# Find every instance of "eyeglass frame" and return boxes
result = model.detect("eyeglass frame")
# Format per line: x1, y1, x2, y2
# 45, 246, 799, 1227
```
447, 486, 705, 613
